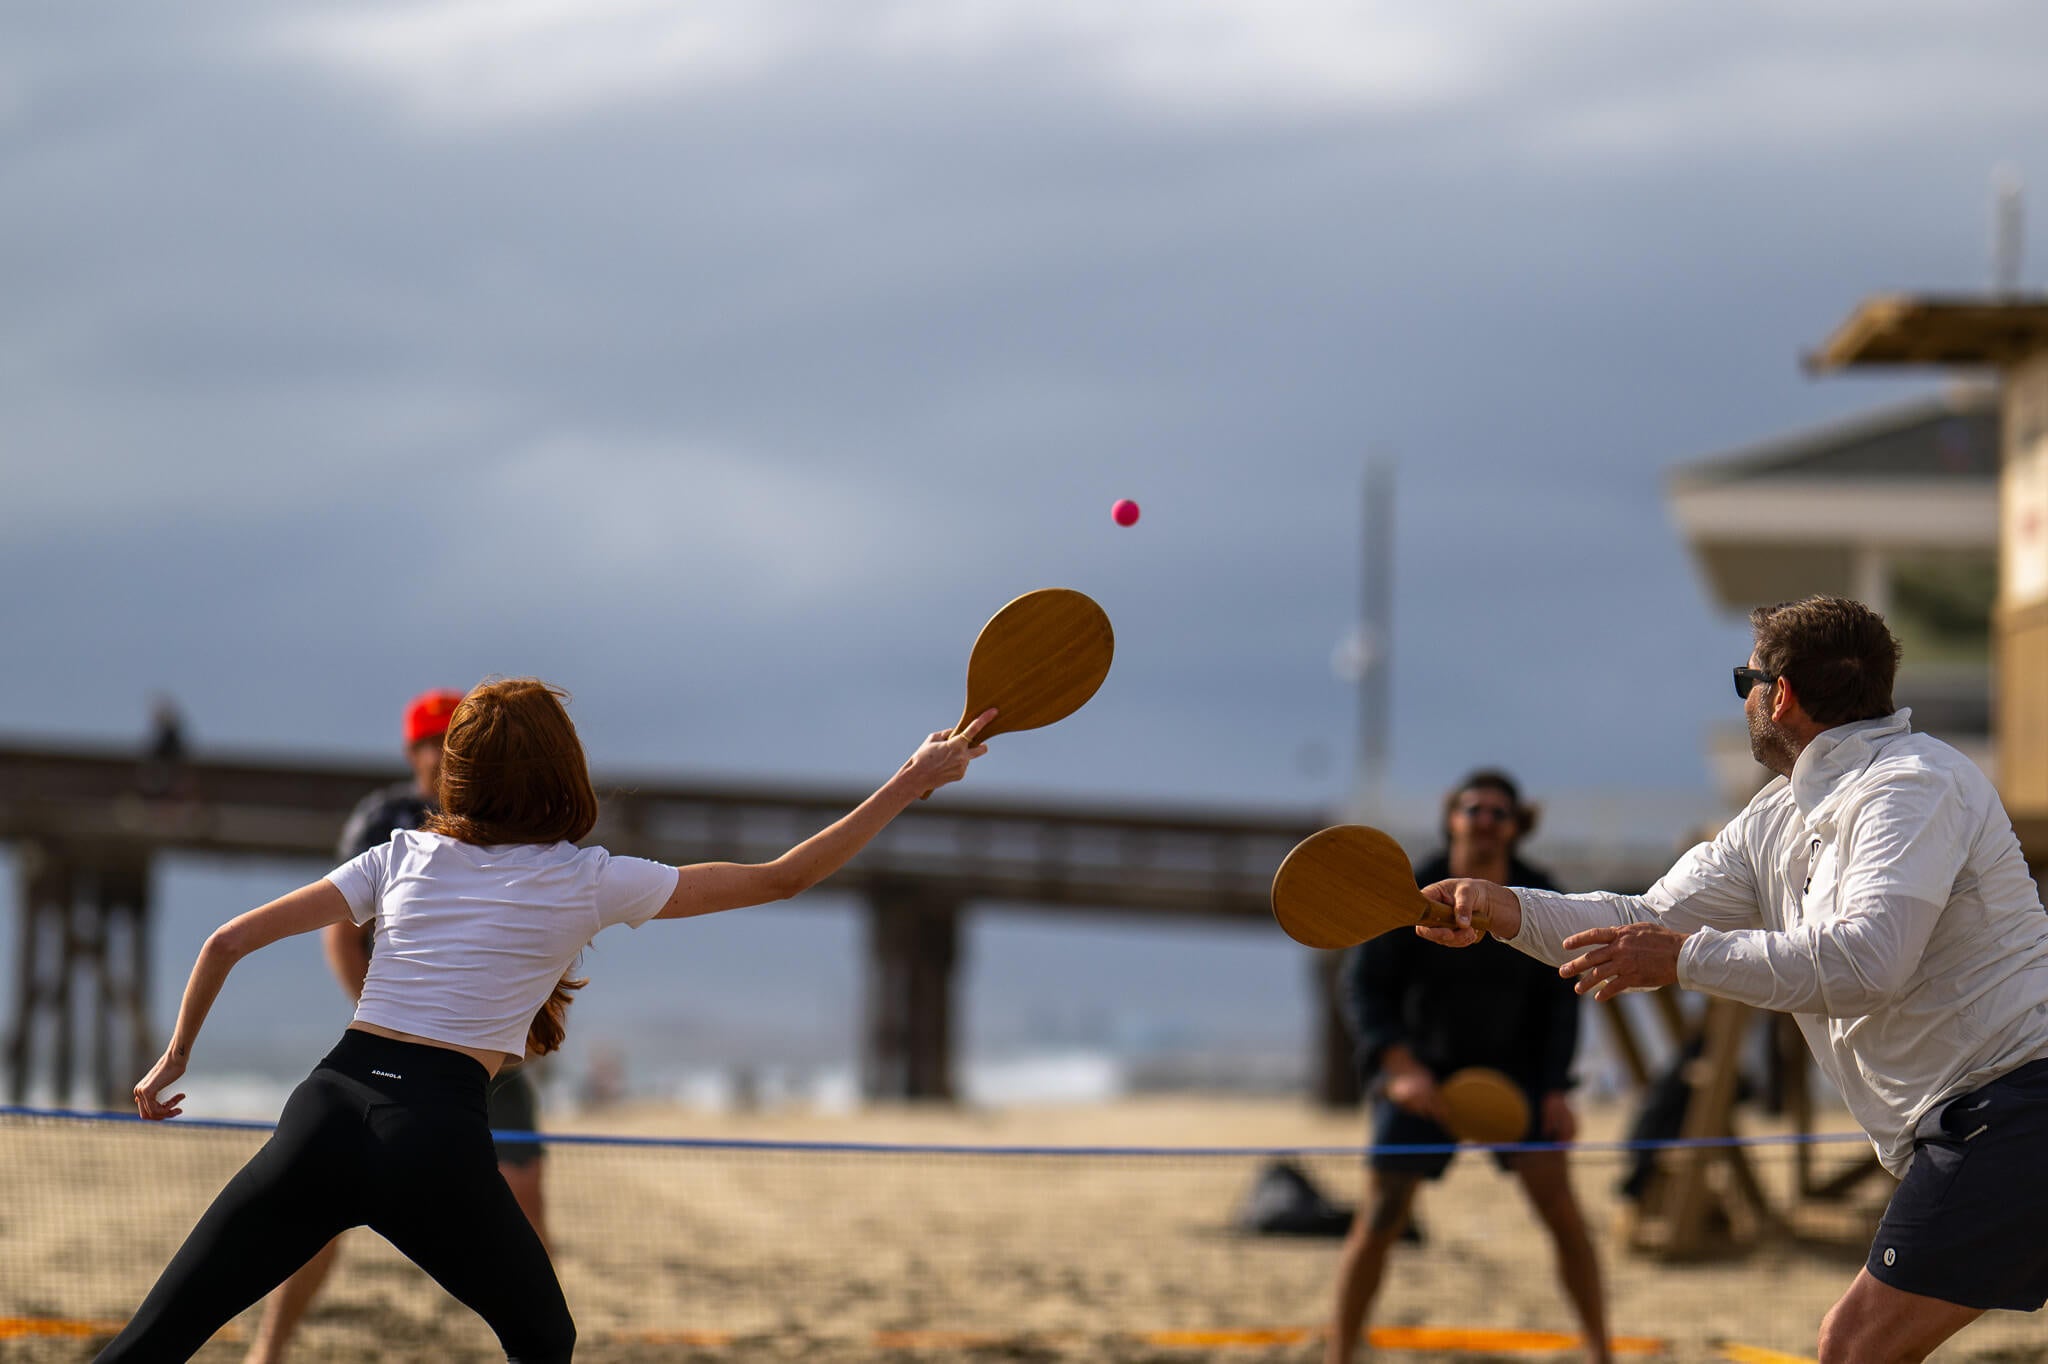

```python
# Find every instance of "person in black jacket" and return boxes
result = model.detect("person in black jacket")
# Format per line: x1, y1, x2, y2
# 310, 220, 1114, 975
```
1325, 770, 1610, 1364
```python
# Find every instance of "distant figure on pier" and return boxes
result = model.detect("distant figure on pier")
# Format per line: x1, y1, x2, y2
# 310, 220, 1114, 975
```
138, 695, 189, 799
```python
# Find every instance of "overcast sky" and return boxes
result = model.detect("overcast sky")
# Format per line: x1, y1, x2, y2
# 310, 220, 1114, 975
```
4, 2, 2045, 1098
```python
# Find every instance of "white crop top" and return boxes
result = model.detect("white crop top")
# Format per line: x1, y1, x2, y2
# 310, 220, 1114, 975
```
326, 830, 679, 1059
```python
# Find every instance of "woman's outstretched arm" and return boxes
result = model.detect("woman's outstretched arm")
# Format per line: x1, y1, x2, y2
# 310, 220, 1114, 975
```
133, 880, 355, 1119
655, 711, 995, 921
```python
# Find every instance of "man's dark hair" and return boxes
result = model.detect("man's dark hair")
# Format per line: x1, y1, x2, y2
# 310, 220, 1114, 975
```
1748, 596, 1902, 726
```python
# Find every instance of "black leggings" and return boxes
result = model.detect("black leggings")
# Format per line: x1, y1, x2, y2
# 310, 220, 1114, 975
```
97, 1031, 573, 1363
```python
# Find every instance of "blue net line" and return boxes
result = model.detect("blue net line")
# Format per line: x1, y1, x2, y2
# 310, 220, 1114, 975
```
0, 1103, 1874, 1158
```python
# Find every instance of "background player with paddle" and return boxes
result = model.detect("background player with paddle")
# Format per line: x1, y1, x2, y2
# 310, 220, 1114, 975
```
1412, 598, 2048, 1364
1323, 770, 1610, 1364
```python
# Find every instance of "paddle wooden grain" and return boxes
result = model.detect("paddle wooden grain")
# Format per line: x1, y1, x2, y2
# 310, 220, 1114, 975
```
1438, 1066, 1531, 1145
952, 589, 1114, 741
1268, 825, 1492, 949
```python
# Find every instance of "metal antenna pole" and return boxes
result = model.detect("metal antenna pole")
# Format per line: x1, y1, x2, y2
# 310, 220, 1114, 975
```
1994, 165, 2025, 296
1357, 457, 1394, 815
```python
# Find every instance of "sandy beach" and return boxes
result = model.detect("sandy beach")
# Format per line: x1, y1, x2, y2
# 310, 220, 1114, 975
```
4, 1096, 2044, 1363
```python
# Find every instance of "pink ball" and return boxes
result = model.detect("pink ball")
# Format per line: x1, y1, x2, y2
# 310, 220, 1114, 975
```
1111, 498, 1141, 527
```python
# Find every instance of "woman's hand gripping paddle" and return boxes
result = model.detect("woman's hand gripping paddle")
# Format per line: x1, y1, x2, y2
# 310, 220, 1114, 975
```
1269, 825, 1494, 949
921, 588, 1114, 798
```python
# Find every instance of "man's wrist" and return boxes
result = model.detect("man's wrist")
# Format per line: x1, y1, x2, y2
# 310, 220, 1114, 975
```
1672, 931, 1698, 990
1485, 885, 1524, 941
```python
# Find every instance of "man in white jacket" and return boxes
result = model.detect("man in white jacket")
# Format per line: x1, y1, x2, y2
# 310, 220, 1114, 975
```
1421, 596, 2048, 1364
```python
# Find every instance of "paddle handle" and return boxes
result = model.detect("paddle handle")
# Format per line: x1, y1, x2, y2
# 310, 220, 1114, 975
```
1417, 897, 1491, 935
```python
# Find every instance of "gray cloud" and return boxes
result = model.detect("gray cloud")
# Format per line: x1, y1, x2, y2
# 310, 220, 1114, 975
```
3, 0, 2041, 807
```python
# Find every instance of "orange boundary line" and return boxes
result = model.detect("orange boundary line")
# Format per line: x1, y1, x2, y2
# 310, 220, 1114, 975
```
613, 1324, 1673, 1353
1715, 1345, 1817, 1364
0, 1318, 128, 1339
0, 1317, 1697, 1354
0, 1319, 242, 1343
1141, 1328, 1668, 1353
1369, 1327, 1665, 1354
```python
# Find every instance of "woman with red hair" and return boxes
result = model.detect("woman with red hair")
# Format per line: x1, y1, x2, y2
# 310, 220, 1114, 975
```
100, 679, 994, 1363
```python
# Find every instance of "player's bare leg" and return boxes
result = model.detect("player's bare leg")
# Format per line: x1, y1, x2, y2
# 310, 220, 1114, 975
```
1511, 1149, 1611, 1364
500, 1159, 550, 1255
1326, 1170, 1421, 1363
1817, 1269, 1981, 1364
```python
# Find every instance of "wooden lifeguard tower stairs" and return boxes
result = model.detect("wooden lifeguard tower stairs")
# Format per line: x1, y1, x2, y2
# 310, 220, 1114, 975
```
1605, 989, 1892, 1261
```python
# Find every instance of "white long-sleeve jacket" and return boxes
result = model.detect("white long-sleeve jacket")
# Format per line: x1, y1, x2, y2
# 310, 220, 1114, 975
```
1504, 710, 2048, 1175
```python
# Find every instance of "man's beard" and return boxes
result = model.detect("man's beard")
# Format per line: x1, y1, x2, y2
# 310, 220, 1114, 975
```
1748, 706, 1799, 777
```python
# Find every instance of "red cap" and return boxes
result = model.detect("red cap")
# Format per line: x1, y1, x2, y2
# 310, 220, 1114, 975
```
403, 689, 466, 748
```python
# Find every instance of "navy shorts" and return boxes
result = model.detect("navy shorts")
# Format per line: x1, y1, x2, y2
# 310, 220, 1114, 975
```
1868, 1056, 2048, 1311
1368, 1091, 1539, 1180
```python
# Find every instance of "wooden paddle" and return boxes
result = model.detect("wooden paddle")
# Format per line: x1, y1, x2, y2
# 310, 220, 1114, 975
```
1268, 824, 1491, 949
922, 588, 1114, 797
1438, 1067, 1531, 1145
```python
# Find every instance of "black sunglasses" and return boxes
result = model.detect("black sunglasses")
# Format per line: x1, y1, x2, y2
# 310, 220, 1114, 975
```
1733, 666, 1776, 700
